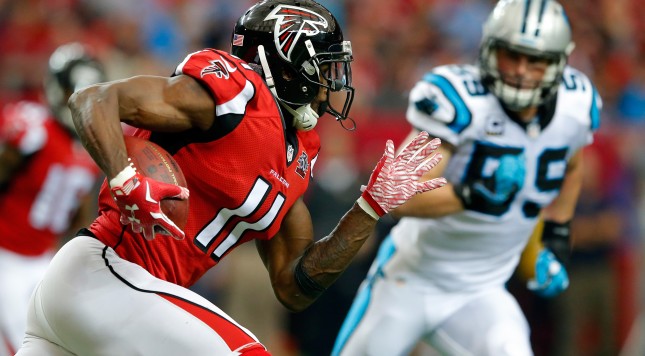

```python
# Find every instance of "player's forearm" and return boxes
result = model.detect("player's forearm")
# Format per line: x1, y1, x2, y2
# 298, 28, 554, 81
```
391, 183, 463, 218
295, 203, 376, 302
69, 84, 129, 178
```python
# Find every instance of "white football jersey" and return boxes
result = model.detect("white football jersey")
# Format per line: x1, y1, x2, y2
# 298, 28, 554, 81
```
386, 64, 601, 292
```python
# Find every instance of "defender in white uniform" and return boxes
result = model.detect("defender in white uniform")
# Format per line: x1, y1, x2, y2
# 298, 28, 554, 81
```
333, 1, 601, 355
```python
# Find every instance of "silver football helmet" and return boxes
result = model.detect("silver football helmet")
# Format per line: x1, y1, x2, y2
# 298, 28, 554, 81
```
45, 43, 106, 135
479, 0, 575, 110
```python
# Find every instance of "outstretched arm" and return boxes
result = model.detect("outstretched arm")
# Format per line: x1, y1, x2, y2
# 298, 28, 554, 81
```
258, 132, 446, 311
391, 128, 463, 218
256, 198, 376, 312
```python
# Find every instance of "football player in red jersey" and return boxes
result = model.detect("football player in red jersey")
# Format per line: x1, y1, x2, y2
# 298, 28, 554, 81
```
0, 43, 105, 356
16, 1, 446, 355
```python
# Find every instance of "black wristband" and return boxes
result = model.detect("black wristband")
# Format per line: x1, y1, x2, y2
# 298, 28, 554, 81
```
294, 257, 326, 299
542, 220, 572, 265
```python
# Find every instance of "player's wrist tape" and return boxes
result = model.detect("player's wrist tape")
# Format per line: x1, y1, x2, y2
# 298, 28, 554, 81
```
109, 165, 137, 188
294, 257, 326, 299
542, 220, 572, 265
356, 195, 382, 220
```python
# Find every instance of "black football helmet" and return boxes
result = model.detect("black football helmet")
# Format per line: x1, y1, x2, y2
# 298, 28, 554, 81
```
45, 42, 107, 134
231, 0, 354, 123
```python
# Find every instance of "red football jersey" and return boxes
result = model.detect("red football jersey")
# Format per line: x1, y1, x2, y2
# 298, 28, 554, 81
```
0, 101, 100, 256
90, 49, 321, 287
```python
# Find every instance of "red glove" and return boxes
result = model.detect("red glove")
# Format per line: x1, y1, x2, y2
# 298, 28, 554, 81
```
358, 131, 447, 219
110, 165, 189, 240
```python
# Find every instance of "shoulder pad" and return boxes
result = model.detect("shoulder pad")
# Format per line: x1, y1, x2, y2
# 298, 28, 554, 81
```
559, 66, 602, 132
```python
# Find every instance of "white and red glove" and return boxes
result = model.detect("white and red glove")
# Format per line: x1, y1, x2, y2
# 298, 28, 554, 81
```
110, 165, 189, 241
357, 131, 447, 219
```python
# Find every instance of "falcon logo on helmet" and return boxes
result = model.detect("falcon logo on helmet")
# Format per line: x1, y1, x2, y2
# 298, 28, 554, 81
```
264, 5, 328, 62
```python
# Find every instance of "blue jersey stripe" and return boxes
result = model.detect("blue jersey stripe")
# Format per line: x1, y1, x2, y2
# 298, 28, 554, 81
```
422, 73, 472, 134
590, 86, 601, 131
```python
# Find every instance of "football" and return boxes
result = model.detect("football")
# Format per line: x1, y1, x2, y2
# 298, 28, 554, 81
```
123, 135, 189, 230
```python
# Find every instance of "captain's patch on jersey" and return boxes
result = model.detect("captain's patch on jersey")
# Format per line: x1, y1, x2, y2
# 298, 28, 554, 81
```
295, 151, 309, 178
485, 115, 505, 136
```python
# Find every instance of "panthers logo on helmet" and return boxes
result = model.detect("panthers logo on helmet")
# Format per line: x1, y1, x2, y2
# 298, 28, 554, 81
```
264, 5, 328, 62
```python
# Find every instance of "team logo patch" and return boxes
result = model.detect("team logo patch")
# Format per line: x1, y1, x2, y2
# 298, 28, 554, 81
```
264, 4, 328, 62
485, 115, 505, 136
200, 57, 237, 79
295, 151, 309, 178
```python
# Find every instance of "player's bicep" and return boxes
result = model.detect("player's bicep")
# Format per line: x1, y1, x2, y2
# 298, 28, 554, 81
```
115, 75, 215, 131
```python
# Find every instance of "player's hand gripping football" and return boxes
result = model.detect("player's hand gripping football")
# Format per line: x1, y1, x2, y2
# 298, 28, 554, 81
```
358, 131, 447, 219
110, 164, 189, 241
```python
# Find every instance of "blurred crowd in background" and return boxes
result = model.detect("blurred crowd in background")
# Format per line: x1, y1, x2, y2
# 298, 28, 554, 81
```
1, 0, 643, 355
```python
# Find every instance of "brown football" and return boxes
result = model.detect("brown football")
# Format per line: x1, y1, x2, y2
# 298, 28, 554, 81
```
123, 135, 189, 230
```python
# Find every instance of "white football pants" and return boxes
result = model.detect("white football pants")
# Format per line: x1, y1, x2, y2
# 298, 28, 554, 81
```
0, 247, 52, 356
16, 235, 267, 355
334, 274, 533, 356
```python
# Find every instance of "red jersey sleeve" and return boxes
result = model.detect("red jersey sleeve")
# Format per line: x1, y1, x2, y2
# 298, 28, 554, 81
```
174, 49, 254, 112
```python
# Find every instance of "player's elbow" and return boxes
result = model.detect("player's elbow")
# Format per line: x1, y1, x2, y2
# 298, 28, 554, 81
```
68, 84, 102, 112
68, 85, 102, 122
272, 282, 316, 313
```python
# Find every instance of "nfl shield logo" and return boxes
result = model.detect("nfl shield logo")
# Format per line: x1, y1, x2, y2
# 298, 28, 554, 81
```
287, 145, 294, 163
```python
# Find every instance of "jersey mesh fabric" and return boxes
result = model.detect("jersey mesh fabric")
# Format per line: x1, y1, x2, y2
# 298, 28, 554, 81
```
90, 50, 320, 287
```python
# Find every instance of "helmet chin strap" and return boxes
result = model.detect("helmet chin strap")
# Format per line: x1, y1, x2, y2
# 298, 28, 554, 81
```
257, 45, 318, 131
